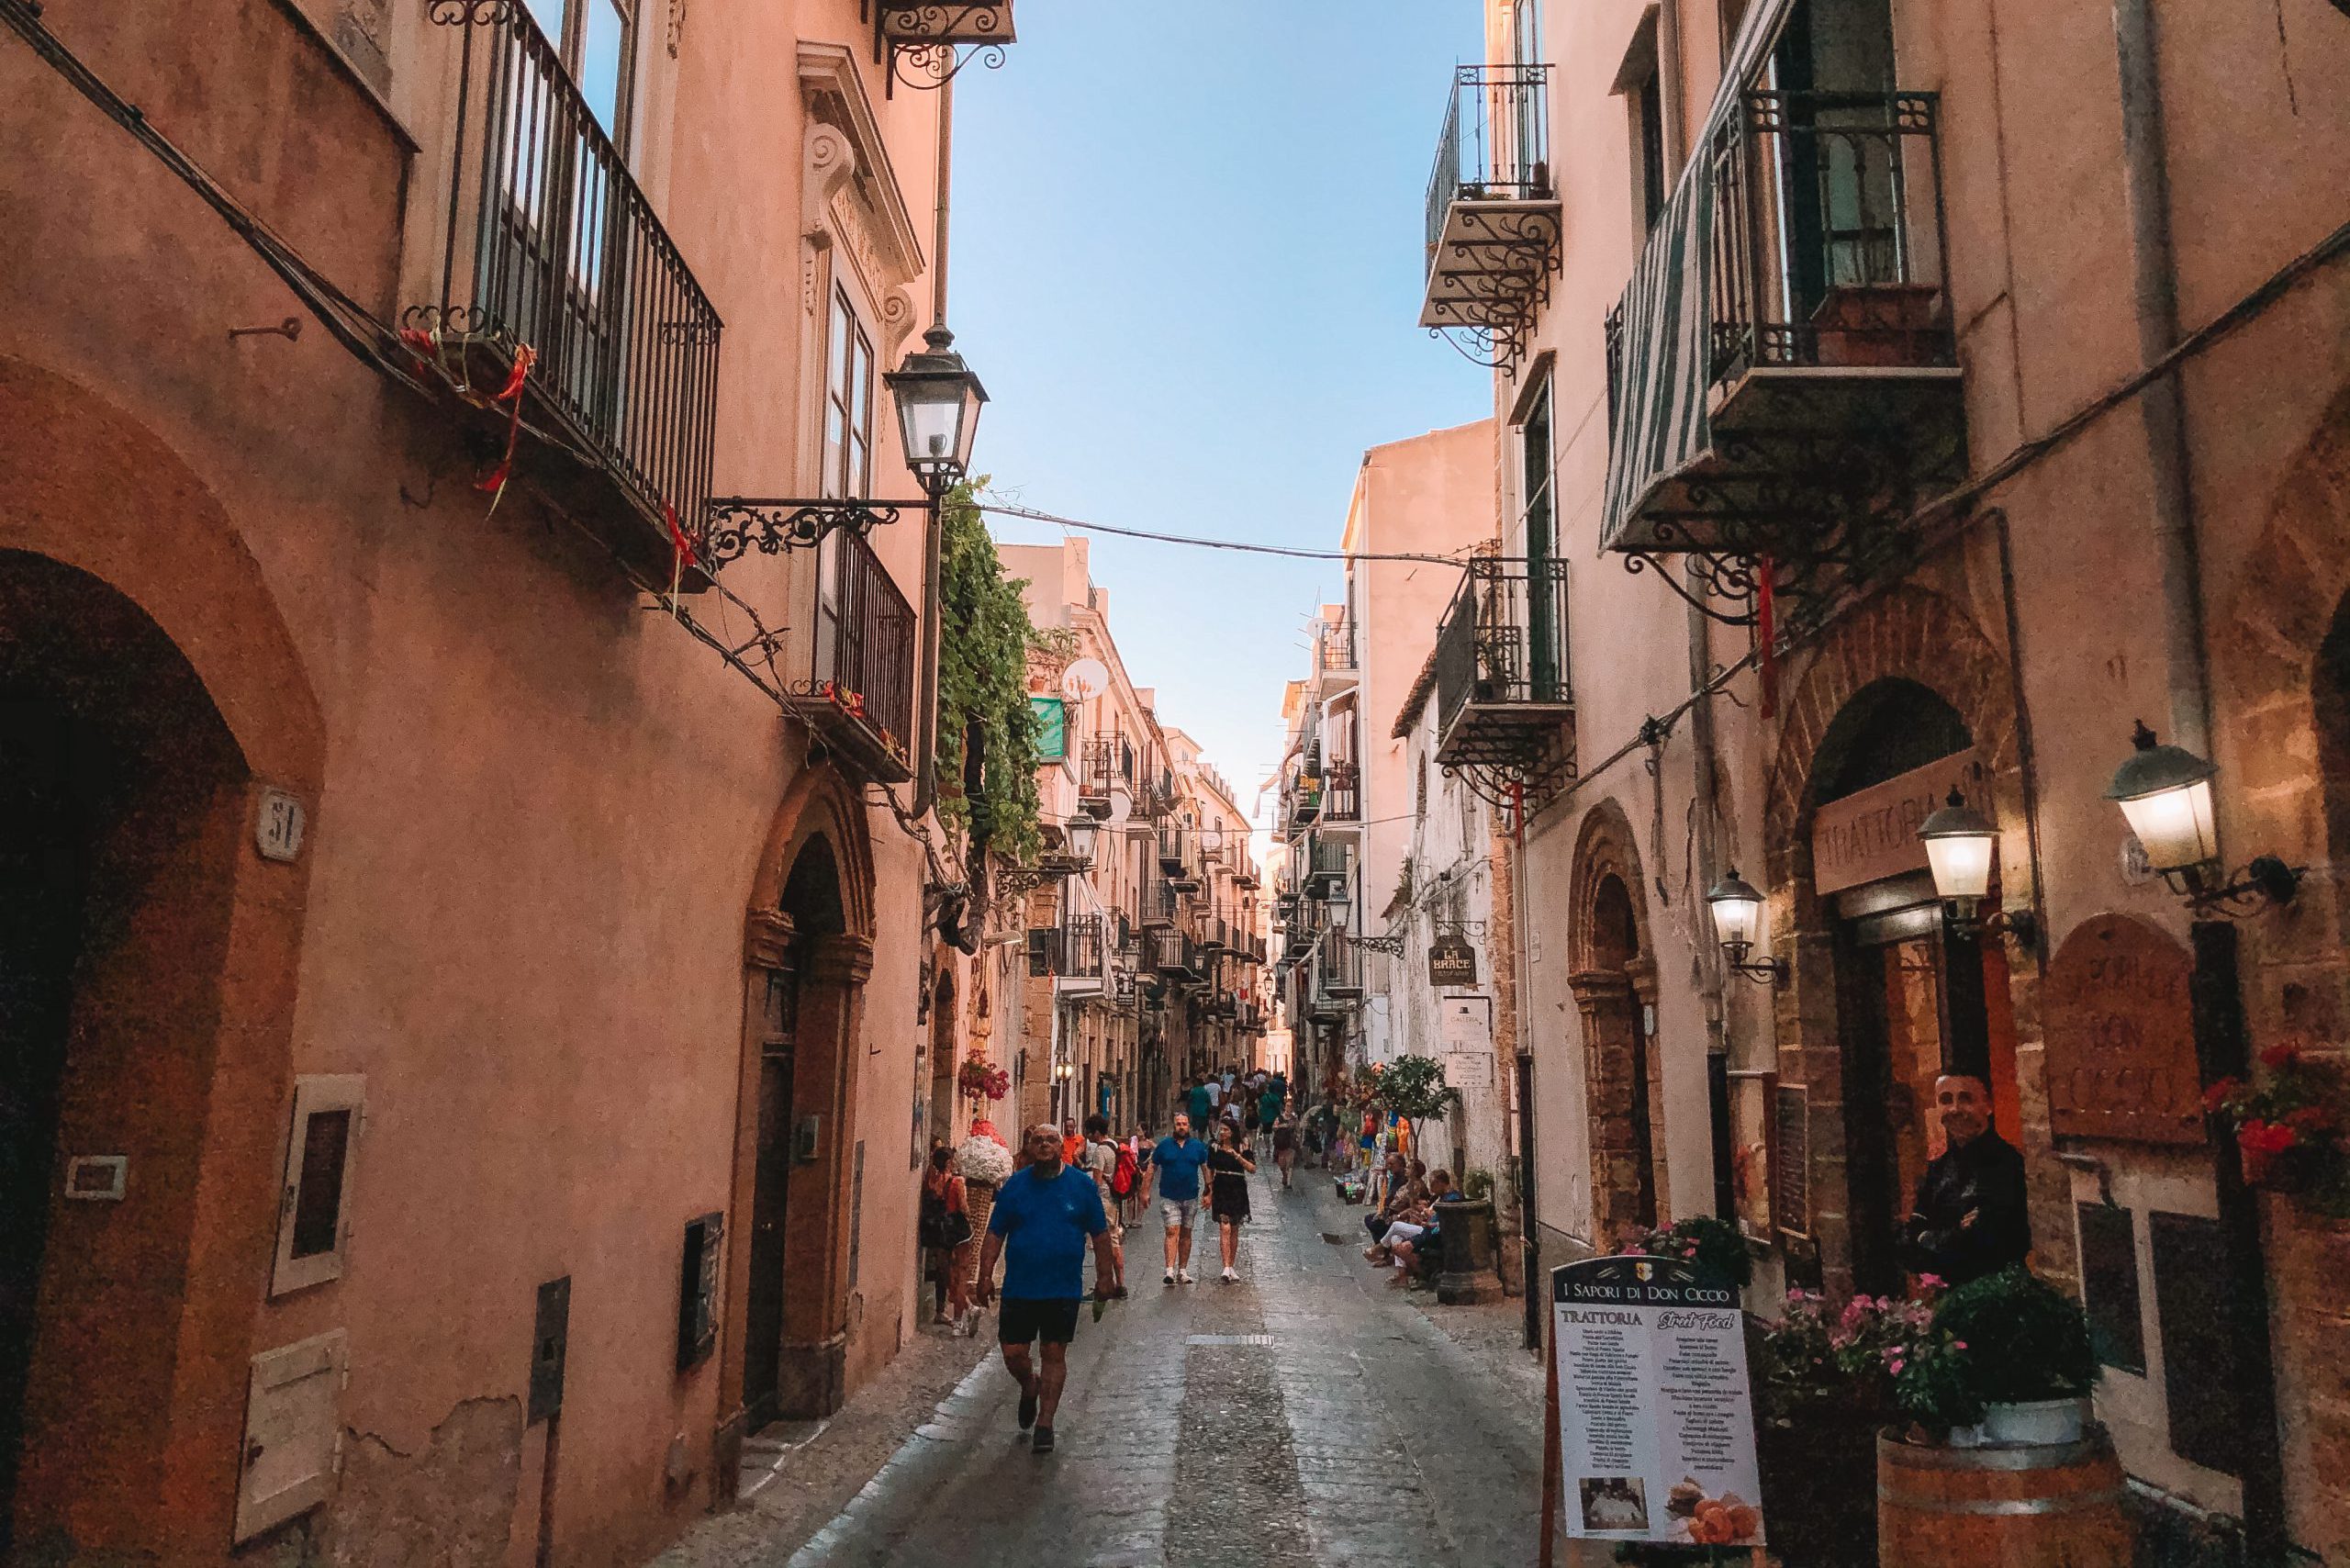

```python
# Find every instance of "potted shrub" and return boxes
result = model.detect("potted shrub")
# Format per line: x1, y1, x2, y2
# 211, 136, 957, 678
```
1918, 1265, 2098, 1446
1627, 1214, 1753, 1290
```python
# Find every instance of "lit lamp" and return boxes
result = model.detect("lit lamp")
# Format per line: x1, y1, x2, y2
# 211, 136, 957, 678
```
885, 326, 988, 500
1705, 869, 1785, 984
2106, 721, 2301, 913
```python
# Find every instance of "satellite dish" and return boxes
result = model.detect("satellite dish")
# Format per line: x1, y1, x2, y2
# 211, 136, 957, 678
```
1061, 657, 1110, 702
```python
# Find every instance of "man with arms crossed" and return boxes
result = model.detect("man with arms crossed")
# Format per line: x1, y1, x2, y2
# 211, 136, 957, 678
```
1152, 1111, 1213, 1285
975, 1123, 1113, 1454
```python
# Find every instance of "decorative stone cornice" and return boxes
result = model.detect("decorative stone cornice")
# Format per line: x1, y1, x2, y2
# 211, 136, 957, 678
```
745, 908, 799, 970
797, 42, 926, 290
808, 932, 878, 985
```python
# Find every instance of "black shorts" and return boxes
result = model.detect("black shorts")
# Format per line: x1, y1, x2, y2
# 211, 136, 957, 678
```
997, 1295, 1082, 1347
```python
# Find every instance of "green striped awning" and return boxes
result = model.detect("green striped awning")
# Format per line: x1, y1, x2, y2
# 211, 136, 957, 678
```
1598, 0, 1796, 552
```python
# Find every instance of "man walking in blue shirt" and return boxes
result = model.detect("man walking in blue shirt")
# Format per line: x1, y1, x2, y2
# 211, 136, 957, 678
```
1152, 1112, 1213, 1286
976, 1122, 1111, 1454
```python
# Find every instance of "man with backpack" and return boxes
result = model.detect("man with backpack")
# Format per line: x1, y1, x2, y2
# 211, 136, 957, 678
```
1080, 1114, 1129, 1300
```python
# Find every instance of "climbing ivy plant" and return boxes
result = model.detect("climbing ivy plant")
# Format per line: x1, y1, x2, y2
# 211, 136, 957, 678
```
934, 480, 1044, 864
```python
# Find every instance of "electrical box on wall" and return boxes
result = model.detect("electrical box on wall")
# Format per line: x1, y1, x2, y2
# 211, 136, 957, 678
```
677, 1213, 722, 1371
233, 1329, 348, 1543
529, 1276, 570, 1425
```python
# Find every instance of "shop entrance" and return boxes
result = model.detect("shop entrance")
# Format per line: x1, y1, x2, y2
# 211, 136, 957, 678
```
1811, 680, 2021, 1296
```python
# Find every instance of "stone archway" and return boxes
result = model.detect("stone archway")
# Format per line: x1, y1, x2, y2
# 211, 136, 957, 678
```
1756, 585, 2044, 1297
1566, 800, 1667, 1243
0, 355, 325, 1557
2207, 378, 2350, 1565
721, 764, 878, 1454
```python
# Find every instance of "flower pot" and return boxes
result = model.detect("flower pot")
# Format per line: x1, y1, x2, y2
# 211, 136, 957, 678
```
1981, 1396, 2090, 1447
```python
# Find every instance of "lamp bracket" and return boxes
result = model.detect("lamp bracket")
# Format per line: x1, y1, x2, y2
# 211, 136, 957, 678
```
1354, 935, 1407, 958
1729, 958, 1786, 986
699, 497, 923, 569
2177, 855, 2306, 918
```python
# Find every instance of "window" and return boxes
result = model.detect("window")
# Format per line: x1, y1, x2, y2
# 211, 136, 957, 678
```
1512, 0, 1544, 67
823, 287, 877, 499
271, 1076, 364, 1296
1636, 65, 1668, 232
522, 0, 637, 149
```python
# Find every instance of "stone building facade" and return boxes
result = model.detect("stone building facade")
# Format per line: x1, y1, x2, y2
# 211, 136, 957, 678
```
1400, 0, 2350, 1557
0, 0, 1013, 1559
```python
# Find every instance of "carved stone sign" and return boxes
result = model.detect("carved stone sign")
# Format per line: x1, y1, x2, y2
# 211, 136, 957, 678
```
2042, 913, 2205, 1145
1809, 751, 1982, 895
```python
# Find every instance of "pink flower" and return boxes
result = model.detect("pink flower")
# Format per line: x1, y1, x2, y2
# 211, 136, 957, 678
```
1888, 1357, 1906, 1374
1917, 1274, 1945, 1291
1953, 1340, 1968, 1350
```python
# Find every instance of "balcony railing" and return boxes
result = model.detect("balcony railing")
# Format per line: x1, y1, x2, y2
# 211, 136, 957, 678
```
1421, 63, 1560, 366
1079, 737, 1116, 806
1433, 558, 1572, 782
793, 532, 918, 781
418, 5, 720, 578
1600, 90, 1963, 577
1317, 618, 1359, 675
1324, 761, 1361, 823
1150, 929, 1202, 979
1058, 915, 1105, 986
1708, 92, 1951, 380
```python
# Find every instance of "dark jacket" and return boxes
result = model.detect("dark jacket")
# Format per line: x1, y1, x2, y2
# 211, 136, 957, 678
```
1897, 1128, 2030, 1284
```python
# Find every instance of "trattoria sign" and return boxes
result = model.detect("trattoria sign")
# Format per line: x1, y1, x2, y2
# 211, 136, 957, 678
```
1809, 751, 1983, 895
1549, 1256, 1764, 1551
2042, 913, 2204, 1145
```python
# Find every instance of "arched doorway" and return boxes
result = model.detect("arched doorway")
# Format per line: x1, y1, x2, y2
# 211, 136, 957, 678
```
926, 965, 957, 1157
725, 769, 876, 1445
1568, 802, 1667, 1246
1806, 678, 2020, 1296
0, 554, 259, 1551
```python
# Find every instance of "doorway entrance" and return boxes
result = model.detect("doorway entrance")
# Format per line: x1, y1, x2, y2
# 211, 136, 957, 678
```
0, 551, 255, 1552
1810, 679, 2022, 1296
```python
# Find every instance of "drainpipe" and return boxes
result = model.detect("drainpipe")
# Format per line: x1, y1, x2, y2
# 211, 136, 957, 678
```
2112, 3, 2286, 1551
2112, 0, 2208, 756
911, 76, 955, 820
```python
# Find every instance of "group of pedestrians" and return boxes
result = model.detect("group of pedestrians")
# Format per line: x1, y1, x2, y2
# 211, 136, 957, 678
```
970, 1074, 1296, 1455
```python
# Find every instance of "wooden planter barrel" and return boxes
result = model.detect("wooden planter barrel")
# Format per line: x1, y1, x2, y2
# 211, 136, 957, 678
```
1876, 1428, 2131, 1567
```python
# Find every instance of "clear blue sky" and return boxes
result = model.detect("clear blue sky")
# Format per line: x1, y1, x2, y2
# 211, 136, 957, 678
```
951, 1, 1490, 826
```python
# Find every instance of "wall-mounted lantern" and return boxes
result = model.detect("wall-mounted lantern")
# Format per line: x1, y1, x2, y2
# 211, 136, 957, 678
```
885, 326, 988, 501
1704, 869, 1785, 984
1063, 813, 1100, 868
2105, 721, 2302, 914
1917, 790, 2038, 944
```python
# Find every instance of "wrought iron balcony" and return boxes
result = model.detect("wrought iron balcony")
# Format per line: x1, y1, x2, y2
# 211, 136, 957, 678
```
415, 3, 720, 587
1157, 823, 1184, 875
789, 531, 917, 782
1433, 559, 1574, 808
1318, 935, 1365, 999
1602, 90, 1964, 616
1056, 914, 1106, 992
1078, 737, 1116, 812
1150, 929, 1202, 979
1317, 618, 1359, 680
1421, 64, 1560, 368
1285, 775, 1324, 830
1303, 838, 1351, 902
1323, 761, 1361, 825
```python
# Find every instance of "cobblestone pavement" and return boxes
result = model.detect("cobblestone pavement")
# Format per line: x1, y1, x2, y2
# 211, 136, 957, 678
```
709, 1162, 1580, 1568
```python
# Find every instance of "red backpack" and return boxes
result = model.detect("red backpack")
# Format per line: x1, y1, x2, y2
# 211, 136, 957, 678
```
1111, 1143, 1138, 1198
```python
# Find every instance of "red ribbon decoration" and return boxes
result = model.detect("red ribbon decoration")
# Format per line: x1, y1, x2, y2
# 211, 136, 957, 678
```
1756, 556, 1778, 721
473, 343, 537, 506
663, 501, 698, 571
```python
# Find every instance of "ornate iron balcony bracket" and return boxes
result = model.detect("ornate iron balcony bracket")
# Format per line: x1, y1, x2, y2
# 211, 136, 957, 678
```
699, 498, 916, 570
869, 3, 1013, 96
1353, 934, 1407, 958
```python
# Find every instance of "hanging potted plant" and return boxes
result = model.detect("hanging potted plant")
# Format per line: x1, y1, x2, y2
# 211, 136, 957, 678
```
2205, 1042, 2350, 1214
957, 1054, 1010, 1103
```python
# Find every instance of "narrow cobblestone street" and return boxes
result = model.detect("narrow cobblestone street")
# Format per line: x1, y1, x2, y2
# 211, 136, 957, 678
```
659, 1166, 1551, 1568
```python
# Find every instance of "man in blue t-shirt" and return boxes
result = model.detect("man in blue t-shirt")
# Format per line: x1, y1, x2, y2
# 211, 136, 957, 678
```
1151, 1113, 1214, 1286
976, 1122, 1110, 1454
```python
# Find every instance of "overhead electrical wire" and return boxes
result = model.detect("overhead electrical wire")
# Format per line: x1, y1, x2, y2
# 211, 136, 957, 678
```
980, 501, 1479, 567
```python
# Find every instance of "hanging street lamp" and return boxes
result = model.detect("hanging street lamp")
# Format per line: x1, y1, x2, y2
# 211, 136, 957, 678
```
1704, 868, 1785, 983
701, 327, 987, 561
885, 326, 989, 500
2105, 721, 2301, 914
1063, 812, 1101, 869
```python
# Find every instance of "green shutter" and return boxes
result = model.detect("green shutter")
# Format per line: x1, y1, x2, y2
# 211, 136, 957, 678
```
1030, 696, 1066, 760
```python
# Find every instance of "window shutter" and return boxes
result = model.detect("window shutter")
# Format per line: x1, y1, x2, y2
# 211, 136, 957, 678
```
234, 1330, 348, 1542
271, 1076, 365, 1297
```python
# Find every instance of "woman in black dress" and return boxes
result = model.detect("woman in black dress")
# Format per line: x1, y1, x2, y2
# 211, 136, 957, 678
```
1208, 1121, 1257, 1283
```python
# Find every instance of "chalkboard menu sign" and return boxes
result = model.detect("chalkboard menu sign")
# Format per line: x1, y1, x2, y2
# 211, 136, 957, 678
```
1772, 1086, 1808, 1239
2076, 1204, 2144, 1374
